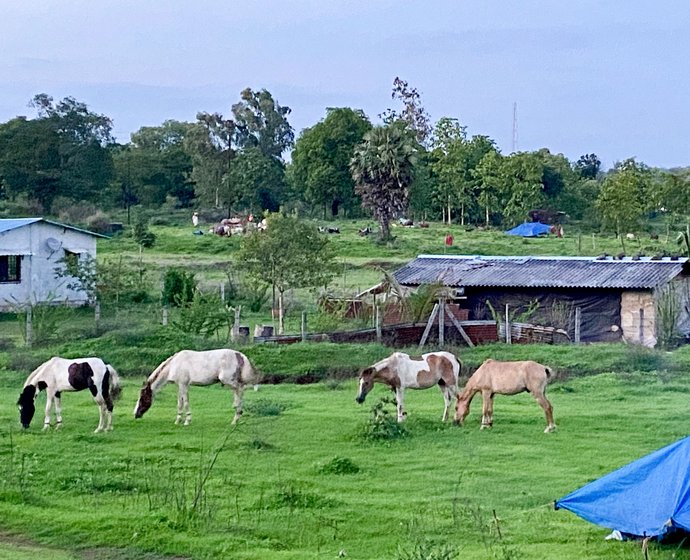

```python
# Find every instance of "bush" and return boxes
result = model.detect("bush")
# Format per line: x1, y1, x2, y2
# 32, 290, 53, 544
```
133, 218, 156, 248
317, 456, 360, 475
85, 211, 112, 235
356, 396, 408, 442
162, 269, 197, 307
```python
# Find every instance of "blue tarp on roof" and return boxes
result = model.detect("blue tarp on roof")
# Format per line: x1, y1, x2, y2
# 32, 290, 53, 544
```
505, 222, 551, 237
556, 437, 690, 537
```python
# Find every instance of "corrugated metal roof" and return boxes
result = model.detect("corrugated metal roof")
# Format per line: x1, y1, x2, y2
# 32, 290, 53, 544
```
394, 255, 689, 290
0, 218, 108, 238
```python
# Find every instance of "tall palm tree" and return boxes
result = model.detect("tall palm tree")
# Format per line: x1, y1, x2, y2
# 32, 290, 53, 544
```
350, 124, 418, 241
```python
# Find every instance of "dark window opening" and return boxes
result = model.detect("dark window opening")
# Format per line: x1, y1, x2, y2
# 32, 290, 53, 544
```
0, 255, 21, 283
64, 250, 79, 270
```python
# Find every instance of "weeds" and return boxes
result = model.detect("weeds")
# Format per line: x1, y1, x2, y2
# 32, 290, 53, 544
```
397, 540, 458, 560
244, 398, 289, 417
356, 396, 408, 442
317, 456, 360, 475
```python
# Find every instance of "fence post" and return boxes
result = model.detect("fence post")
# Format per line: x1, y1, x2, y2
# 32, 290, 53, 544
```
375, 305, 382, 342
162, 306, 168, 326
94, 300, 101, 332
639, 308, 644, 344
220, 282, 225, 304
505, 304, 511, 344
25, 306, 33, 348
574, 307, 581, 344
438, 297, 445, 346
301, 311, 307, 342
232, 306, 241, 341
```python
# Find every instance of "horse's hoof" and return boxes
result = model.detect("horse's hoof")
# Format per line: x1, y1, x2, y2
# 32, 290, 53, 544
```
544, 425, 557, 433
42, 424, 50, 431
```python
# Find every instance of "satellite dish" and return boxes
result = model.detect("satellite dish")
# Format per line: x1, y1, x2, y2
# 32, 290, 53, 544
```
45, 237, 62, 252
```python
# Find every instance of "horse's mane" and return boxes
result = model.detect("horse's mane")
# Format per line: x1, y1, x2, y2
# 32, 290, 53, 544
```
148, 354, 177, 385
24, 357, 56, 387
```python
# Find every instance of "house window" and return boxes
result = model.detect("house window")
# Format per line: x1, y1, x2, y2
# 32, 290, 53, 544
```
64, 250, 80, 270
0, 255, 21, 283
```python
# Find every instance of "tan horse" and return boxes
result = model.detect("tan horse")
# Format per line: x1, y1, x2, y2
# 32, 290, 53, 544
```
356, 351, 460, 422
454, 359, 556, 433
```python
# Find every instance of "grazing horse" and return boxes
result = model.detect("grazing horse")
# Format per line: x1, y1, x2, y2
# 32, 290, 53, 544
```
17, 357, 121, 432
134, 349, 259, 425
454, 359, 556, 433
356, 351, 460, 422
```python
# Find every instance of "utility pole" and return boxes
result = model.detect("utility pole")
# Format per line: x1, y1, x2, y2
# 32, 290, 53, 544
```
512, 102, 519, 153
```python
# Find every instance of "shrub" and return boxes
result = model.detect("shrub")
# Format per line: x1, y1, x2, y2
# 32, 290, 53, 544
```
317, 456, 360, 475
356, 396, 408, 442
133, 217, 156, 248
244, 398, 289, 417
85, 211, 112, 235
162, 268, 197, 307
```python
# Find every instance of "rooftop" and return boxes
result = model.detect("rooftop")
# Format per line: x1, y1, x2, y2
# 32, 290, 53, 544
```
393, 255, 689, 290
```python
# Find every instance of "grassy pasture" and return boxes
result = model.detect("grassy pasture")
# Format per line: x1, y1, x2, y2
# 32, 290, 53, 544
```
1, 360, 690, 559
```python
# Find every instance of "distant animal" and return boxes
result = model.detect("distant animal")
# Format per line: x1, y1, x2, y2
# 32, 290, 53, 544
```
625, 233, 636, 240
319, 226, 340, 234
134, 349, 259, 426
17, 357, 121, 432
418, 221, 429, 229
358, 226, 371, 236
356, 351, 460, 422
454, 359, 556, 433
398, 218, 414, 227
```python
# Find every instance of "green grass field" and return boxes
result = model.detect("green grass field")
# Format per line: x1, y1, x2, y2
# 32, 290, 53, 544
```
1, 359, 690, 559
1, 218, 690, 559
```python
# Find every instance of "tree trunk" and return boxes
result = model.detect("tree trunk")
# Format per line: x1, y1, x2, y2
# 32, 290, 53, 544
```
485, 205, 490, 227
461, 202, 465, 226
379, 217, 390, 241
331, 199, 340, 217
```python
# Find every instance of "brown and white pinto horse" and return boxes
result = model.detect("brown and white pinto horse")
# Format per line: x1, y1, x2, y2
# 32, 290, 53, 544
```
134, 349, 259, 425
17, 357, 121, 432
454, 359, 556, 433
356, 351, 460, 422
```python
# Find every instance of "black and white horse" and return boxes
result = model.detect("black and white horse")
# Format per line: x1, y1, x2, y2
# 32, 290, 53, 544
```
17, 357, 121, 432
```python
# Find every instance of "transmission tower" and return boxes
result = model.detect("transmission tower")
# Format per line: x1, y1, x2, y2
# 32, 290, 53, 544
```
512, 102, 518, 152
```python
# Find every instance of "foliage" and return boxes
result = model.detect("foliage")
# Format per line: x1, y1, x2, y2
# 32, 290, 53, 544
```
574, 153, 601, 179
244, 398, 289, 417
132, 217, 156, 248
170, 291, 234, 340
161, 268, 196, 307
237, 213, 338, 332
356, 396, 408, 442
397, 541, 459, 560
350, 124, 418, 240
655, 285, 683, 349
227, 147, 286, 212
381, 77, 433, 146
13, 297, 74, 345
596, 158, 652, 235
317, 456, 361, 475
289, 107, 372, 217
231, 87, 294, 159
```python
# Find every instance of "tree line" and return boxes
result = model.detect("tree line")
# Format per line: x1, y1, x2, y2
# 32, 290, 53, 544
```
1, 81, 689, 238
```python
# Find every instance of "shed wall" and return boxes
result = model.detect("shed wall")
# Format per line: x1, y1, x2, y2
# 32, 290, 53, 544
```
0, 222, 97, 309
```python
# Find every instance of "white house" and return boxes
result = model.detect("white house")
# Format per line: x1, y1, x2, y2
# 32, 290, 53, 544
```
0, 218, 107, 310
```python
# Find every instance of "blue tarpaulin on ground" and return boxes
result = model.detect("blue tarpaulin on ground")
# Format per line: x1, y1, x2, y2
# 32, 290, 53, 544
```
505, 222, 551, 237
556, 437, 690, 537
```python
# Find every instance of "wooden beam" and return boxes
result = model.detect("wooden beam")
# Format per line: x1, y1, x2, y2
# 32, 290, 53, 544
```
444, 303, 475, 347
419, 303, 439, 349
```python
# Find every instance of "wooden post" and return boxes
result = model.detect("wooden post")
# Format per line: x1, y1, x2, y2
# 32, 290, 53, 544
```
301, 311, 307, 342
162, 307, 168, 326
419, 303, 440, 349
639, 308, 644, 344
232, 306, 241, 341
505, 304, 511, 344
574, 307, 581, 344
444, 303, 475, 347
25, 306, 33, 348
438, 298, 445, 346
220, 282, 225, 303
94, 300, 101, 331
375, 305, 382, 342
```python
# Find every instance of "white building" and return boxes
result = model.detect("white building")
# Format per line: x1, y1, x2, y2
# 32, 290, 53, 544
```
0, 218, 107, 310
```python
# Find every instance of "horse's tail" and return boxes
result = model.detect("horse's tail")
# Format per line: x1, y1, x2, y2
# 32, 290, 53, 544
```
544, 366, 553, 380
106, 365, 122, 402
238, 352, 261, 386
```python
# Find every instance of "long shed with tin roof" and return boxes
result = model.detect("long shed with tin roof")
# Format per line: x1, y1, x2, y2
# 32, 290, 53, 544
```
392, 255, 690, 346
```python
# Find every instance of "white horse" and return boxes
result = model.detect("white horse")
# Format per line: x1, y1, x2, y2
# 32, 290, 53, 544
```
356, 351, 461, 422
134, 349, 259, 425
17, 357, 121, 432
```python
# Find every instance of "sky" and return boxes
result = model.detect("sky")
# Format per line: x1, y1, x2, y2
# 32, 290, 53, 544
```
0, 0, 688, 170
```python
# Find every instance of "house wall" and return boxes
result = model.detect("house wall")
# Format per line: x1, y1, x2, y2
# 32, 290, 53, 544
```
0, 222, 97, 310
621, 291, 656, 347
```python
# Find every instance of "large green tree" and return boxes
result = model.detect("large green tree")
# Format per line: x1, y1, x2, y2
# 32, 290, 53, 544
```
112, 120, 195, 210
232, 88, 294, 159
0, 94, 114, 211
227, 148, 286, 213
596, 158, 652, 235
350, 124, 418, 241
290, 107, 372, 217
237, 213, 337, 333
